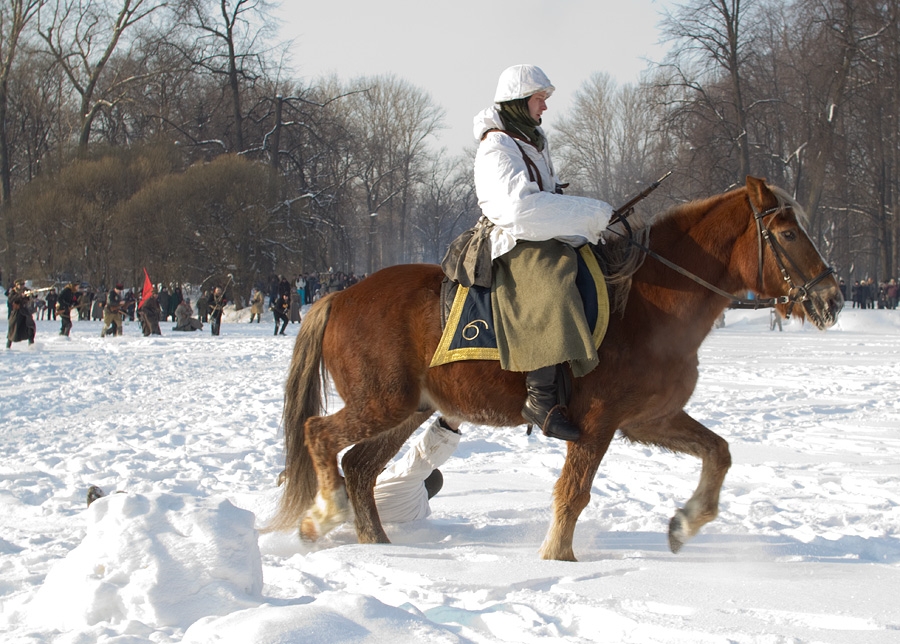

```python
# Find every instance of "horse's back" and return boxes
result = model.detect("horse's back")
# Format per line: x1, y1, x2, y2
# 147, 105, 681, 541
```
321, 264, 445, 387
327, 263, 443, 324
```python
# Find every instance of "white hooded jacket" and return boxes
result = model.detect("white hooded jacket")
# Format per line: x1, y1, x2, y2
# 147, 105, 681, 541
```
472, 66, 612, 260
373, 418, 460, 524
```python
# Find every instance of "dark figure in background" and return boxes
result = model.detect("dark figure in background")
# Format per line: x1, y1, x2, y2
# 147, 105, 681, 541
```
124, 289, 136, 321
46, 288, 58, 321
864, 278, 876, 309
197, 290, 209, 323
33, 296, 47, 320
57, 283, 79, 337
139, 288, 163, 336
168, 285, 183, 322
208, 286, 226, 336
278, 275, 292, 300
6, 280, 36, 348
91, 291, 104, 321
290, 289, 301, 323
157, 285, 170, 321
271, 292, 289, 335
101, 284, 125, 337
885, 279, 898, 309
77, 289, 92, 320
268, 277, 279, 309
306, 274, 319, 304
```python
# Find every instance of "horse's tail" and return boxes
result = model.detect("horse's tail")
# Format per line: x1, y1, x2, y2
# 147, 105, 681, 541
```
263, 293, 335, 533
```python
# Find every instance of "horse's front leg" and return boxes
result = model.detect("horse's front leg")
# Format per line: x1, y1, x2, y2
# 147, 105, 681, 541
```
539, 429, 616, 562
622, 410, 732, 553
341, 411, 432, 544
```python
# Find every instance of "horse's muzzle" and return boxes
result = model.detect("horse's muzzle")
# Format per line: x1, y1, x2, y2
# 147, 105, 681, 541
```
805, 286, 843, 330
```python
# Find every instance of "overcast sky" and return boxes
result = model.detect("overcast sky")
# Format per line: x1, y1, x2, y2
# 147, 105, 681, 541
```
275, 0, 673, 154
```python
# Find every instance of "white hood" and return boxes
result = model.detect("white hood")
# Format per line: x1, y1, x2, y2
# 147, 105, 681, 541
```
472, 105, 550, 143
472, 106, 504, 142
493, 64, 555, 103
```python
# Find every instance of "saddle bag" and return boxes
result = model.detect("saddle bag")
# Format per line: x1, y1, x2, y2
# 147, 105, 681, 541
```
440, 217, 494, 288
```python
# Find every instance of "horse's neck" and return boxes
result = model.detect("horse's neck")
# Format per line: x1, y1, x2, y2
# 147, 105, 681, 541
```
627, 192, 750, 346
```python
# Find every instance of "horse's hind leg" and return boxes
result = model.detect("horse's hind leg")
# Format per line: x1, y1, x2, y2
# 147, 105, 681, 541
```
299, 411, 355, 541
621, 410, 732, 553
341, 410, 433, 544
301, 405, 423, 542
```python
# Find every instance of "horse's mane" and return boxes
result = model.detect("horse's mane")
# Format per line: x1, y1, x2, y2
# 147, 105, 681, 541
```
598, 183, 808, 315
769, 185, 810, 227
598, 201, 668, 315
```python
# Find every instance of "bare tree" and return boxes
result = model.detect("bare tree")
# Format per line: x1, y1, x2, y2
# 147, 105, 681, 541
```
37, 0, 165, 153
658, 0, 760, 183
553, 72, 617, 200
0, 0, 45, 279
343, 75, 444, 272
554, 73, 676, 209
183, 0, 278, 153
413, 150, 477, 264
789, 0, 886, 237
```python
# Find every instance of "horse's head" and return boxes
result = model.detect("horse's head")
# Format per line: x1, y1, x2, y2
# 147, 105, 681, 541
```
745, 176, 843, 330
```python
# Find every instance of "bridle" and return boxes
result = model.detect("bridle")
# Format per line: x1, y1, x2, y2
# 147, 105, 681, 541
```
748, 199, 835, 326
608, 196, 835, 325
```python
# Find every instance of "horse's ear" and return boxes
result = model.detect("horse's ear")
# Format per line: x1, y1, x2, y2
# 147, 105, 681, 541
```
745, 175, 773, 210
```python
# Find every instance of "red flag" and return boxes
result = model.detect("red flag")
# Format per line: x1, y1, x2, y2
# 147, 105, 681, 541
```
138, 268, 153, 308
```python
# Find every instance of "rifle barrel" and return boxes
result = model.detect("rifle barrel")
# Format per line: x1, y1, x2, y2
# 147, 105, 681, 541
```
610, 171, 673, 222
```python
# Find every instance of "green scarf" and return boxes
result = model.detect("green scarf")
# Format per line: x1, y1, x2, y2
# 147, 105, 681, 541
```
498, 99, 545, 152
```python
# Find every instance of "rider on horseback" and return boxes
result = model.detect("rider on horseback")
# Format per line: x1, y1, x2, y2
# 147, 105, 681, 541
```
471, 64, 613, 442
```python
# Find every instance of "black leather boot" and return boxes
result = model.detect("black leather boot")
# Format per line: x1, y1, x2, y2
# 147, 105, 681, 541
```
522, 365, 581, 442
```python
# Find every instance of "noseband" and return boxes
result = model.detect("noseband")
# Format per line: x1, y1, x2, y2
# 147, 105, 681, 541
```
749, 199, 835, 325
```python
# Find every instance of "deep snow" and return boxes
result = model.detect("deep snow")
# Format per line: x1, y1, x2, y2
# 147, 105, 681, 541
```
1, 303, 899, 643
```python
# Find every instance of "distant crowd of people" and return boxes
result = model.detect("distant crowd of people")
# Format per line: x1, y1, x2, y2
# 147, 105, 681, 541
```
847, 277, 899, 310
5, 269, 366, 347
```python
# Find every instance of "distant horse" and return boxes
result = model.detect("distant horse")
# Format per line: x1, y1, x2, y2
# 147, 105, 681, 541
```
268, 177, 843, 561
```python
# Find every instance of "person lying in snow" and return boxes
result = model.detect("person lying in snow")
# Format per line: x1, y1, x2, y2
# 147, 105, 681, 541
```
88, 415, 461, 524
370, 415, 460, 523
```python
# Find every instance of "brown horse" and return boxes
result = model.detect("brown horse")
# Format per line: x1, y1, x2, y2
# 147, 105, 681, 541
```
268, 176, 843, 561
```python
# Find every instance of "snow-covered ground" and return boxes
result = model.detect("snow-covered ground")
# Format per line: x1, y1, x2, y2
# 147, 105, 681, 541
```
1, 303, 899, 643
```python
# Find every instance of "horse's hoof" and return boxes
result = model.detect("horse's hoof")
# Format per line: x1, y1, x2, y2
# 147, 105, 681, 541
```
300, 516, 319, 542
668, 510, 689, 553
538, 541, 577, 562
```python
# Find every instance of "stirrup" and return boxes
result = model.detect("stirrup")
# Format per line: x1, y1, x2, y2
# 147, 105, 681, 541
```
523, 403, 580, 442
539, 406, 581, 442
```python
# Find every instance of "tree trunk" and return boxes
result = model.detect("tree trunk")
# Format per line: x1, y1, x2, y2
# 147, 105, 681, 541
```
802, 1, 856, 240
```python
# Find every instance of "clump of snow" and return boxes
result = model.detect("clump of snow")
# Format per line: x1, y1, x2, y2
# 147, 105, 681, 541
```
182, 592, 466, 643
27, 492, 262, 631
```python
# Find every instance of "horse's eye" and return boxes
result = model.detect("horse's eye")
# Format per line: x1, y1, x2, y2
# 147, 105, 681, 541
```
780, 229, 797, 242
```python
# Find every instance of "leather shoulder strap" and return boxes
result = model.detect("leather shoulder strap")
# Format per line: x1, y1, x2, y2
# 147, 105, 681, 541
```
481, 129, 544, 192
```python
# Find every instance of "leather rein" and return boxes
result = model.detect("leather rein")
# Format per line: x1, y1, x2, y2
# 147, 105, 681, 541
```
609, 198, 834, 323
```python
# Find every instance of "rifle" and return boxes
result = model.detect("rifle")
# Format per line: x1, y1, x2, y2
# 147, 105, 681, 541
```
209, 274, 233, 313
23, 286, 54, 297
608, 171, 672, 228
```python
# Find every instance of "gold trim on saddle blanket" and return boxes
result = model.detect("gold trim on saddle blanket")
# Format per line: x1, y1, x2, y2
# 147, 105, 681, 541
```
429, 245, 610, 367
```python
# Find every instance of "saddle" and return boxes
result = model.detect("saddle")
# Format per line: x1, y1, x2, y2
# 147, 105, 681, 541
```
430, 244, 610, 368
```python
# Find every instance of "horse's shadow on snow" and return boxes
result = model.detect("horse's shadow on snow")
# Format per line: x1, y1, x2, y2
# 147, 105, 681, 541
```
583, 527, 900, 564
